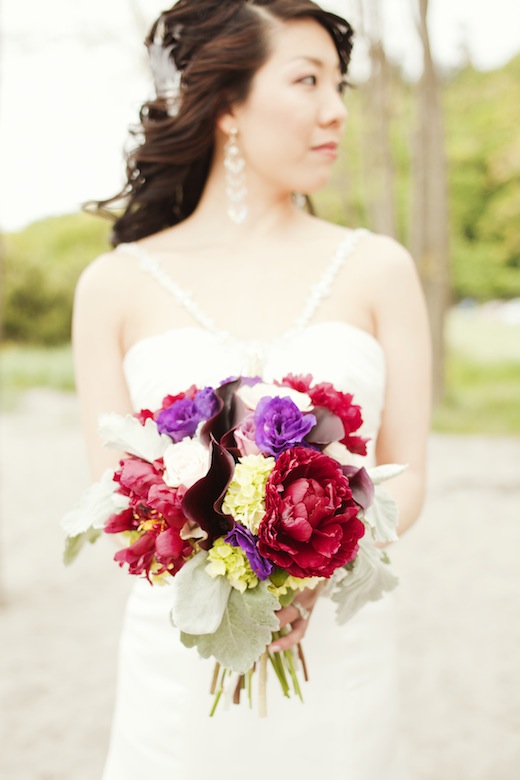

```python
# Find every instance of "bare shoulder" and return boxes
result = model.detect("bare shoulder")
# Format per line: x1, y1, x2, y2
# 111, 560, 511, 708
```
73, 248, 141, 345
76, 247, 133, 295
75, 246, 141, 312
360, 231, 416, 276
354, 232, 422, 303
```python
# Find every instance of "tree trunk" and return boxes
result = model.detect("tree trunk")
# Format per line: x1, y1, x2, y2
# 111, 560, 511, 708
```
0, 0, 7, 606
357, 0, 397, 238
409, 0, 451, 405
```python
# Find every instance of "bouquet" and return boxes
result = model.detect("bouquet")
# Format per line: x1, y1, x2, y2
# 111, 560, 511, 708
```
62, 374, 403, 715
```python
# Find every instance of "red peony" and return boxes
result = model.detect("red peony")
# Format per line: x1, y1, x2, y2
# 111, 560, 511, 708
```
106, 457, 191, 581
257, 447, 365, 579
281, 374, 368, 456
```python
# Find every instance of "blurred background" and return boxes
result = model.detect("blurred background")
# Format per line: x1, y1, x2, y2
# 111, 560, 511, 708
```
1, 1, 519, 779
1, 0, 519, 424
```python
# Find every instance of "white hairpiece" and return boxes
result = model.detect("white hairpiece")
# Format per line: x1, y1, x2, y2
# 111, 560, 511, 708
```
147, 18, 183, 117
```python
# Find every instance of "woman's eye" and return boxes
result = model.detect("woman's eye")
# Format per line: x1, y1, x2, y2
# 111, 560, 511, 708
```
337, 80, 348, 95
299, 75, 317, 86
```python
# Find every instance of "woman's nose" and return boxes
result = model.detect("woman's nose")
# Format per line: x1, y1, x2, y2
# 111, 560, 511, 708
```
321, 87, 348, 127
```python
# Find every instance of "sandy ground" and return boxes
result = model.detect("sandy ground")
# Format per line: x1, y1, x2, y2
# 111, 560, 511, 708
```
1, 389, 519, 780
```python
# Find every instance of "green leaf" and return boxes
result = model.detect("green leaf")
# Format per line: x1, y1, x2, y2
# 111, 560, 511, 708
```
61, 469, 121, 537
364, 484, 400, 543
367, 464, 407, 485
331, 538, 399, 625
181, 582, 280, 674
169, 550, 232, 635
63, 527, 102, 566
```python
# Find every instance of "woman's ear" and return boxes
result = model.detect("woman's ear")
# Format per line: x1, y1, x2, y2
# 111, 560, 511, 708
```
216, 109, 238, 136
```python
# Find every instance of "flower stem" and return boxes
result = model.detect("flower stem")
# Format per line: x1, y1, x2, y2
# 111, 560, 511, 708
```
259, 651, 268, 718
209, 666, 228, 717
284, 647, 303, 702
233, 675, 244, 705
248, 668, 253, 709
210, 662, 220, 695
297, 643, 309, 682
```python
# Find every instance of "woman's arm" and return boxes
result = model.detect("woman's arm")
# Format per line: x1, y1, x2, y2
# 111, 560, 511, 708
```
371, 236, 432, 535
73, 253, 134, 480
272, 236, 432, 652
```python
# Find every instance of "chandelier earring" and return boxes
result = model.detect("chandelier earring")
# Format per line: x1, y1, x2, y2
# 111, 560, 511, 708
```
292, 192, 307, 210
224, 128, 248, 225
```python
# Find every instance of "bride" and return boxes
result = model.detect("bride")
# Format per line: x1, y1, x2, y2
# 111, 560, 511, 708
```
73, 1, 431, 777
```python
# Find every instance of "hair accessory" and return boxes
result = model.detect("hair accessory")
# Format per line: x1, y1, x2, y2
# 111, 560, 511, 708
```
224, 128, 248, 224
147, 18, 183, 117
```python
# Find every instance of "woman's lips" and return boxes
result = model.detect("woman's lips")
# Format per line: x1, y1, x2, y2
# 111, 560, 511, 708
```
311, 143, 338, 159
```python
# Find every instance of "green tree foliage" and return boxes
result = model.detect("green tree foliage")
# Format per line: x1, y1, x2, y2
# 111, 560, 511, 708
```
317, 56, 520, 303
2, 213, 110, 344
445, 55, 520, 300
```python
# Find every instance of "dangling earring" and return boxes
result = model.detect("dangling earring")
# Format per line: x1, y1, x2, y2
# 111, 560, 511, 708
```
224, 128, 248, 224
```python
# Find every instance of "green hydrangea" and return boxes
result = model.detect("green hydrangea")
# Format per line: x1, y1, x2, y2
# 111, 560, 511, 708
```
268, 575, 323, 600
221, 454, 275, 533
206, 538, 258, 593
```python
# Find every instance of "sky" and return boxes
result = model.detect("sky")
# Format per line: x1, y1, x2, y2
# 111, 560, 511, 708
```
1, 0, 519, 231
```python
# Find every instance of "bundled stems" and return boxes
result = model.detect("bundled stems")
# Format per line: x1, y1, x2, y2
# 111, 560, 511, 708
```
208, 632, 308, 716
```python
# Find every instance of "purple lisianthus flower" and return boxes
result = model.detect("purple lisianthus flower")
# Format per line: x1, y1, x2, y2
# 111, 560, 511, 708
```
254, 396, 317, 458
193, 387, 219, 418
219, 375, 262, 387
156, 387, 218, 442
225, 524, 273, 580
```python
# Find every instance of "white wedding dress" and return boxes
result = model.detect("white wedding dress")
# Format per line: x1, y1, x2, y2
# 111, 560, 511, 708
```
102, 229, 405, 780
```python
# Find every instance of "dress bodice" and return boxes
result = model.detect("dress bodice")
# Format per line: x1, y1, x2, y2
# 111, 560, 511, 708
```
104, 232, 402, 780
118, 230, 386, 463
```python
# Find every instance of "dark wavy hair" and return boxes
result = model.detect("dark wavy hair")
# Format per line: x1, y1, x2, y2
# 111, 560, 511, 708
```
91, 0, 354, 246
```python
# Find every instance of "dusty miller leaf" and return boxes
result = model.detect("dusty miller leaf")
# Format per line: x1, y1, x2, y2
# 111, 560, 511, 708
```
331, 537, 399, 625
61, 469, 122, 537
364, 484, 400, 543
98, 413, 171, 462
180, 582, 280, 674
169, 550, 232, 635
63, 527, 102, 566
367, 463, 407, 485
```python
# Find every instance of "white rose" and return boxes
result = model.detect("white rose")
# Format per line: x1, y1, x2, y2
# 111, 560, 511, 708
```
323, 441, 366, 469
237, 383, 312, 411
163, 438, 210, 489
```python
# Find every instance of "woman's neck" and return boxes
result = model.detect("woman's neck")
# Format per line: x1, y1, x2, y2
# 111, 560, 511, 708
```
190, 152, 302, 240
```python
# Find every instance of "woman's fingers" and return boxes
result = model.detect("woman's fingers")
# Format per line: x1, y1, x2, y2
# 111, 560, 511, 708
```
269, 617, 307, 653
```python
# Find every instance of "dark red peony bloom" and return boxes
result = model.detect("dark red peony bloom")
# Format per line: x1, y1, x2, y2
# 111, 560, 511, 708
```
257, 447, 366, 579
107, 456, 191, 581
281, 374, 368, 456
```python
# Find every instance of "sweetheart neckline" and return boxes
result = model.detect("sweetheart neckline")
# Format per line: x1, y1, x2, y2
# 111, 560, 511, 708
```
122, 320, 385, 368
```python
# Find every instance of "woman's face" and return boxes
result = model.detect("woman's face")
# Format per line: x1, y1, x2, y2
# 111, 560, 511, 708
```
230, 17, 348, 196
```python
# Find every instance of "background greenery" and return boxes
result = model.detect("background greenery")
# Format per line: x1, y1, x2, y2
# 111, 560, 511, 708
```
1, 57, 519, 434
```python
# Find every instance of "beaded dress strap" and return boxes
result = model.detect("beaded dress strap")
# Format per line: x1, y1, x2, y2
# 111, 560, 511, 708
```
116, 228, 369, 341
116, 242, 229, 339
292, 228, 369, 332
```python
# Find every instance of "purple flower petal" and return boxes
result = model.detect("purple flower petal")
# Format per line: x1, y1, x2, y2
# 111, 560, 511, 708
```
254, 396, 317, 458
156, 387, 218, 442
225, 525, 273, 580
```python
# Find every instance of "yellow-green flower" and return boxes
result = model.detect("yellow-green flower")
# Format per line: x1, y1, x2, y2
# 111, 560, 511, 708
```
206, 538, 258, 593
268, 575, 323, 599
222, 454, 275, 533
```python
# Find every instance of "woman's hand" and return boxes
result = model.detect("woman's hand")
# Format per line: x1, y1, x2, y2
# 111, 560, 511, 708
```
269, 585, 323, 653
